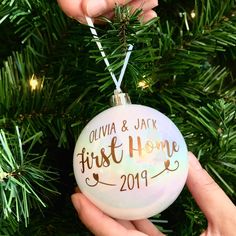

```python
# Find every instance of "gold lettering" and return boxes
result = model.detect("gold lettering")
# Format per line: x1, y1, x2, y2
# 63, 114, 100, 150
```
77, 136, 123, 173
152, 119, 157, 129
129, 136, 142, 157
78, 148, 93, 173
109, 136, 123, 163
89, 122, 117, 143
100, 148, 110, 167
173, 141, 179, 152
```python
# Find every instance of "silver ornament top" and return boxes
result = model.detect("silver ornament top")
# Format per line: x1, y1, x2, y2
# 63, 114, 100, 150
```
110, 90, 131, 106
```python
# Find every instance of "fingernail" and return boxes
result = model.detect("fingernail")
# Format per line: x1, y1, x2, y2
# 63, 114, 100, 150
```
76, 17, 87, 24
188, 152, 202, 170
86, 0, 107, 17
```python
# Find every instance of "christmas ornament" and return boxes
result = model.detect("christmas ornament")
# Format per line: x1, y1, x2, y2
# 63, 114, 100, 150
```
73, 17, 188, 220
73, 93, 188, 220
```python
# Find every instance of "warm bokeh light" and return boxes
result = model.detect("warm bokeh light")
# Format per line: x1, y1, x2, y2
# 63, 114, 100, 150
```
29, 74, 42, 91
138, 80, 149, 89
191, 10, 196, 18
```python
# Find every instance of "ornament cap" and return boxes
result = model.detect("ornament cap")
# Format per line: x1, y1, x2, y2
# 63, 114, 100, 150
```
110, 90, 132, 106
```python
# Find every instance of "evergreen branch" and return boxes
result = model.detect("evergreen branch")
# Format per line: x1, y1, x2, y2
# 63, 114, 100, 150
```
0, 0, 235, 234
0, 126, 58, 228
86, 5, 160, 91
0, 0, 72, 75
0, 1, 95, 147
0, 48, 84, 147
86, 3, 236, 94
192, 0, 236, 32
207, 163, 234, 194
0, 213, 19, 236
183, 99, 236, 195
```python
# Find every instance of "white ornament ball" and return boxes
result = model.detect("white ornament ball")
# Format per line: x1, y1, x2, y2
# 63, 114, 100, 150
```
73, 104, 188, 220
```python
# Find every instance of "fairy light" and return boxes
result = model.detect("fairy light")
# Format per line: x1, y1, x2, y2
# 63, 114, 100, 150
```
138, 80, 149, 89
191, 10, 196, 18
29, 74, 40, 91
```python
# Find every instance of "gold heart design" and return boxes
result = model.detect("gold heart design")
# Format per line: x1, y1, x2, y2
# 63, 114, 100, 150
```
93, 173, 99, 182
164, 160, 170, 169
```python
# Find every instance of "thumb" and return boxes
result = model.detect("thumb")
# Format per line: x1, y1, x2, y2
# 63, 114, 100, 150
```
186, 152, 236, 223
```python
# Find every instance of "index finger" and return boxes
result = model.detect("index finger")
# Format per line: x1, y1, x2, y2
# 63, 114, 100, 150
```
186, 152, 236, 223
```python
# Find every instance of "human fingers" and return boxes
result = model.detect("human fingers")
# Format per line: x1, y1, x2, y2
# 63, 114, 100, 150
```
139, 10, 157, 23
132, 219, 165, 236
116, 219, 137, 230
71, 193, 147, 236
128, 0, 158, 23
73, 188, 141, 231
128, 0, 158, 13
57, 0, 83, 18
82, 0, 158, 18
58, 0, 157, 24
82, 0, 132, 17
186, 152, 236, 224
82, 9, 157, 25
90, 8, 157, 25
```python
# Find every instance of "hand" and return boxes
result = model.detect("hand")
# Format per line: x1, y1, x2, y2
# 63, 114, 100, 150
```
186, 152, 236, 236
72, 190, 163, 236
71, 152, 236, 236
57, 0, 158, 23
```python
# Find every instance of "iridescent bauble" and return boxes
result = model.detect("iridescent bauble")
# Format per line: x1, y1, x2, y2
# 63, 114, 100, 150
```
73, 104, 188, 220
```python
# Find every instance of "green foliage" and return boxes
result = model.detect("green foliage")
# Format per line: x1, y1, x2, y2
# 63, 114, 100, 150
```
0, 127, 58, 234
0, 0, 235, 235
85, 6, 161, 91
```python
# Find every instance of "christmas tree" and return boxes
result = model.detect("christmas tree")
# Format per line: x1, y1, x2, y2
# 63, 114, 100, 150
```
0, 0, 235, 235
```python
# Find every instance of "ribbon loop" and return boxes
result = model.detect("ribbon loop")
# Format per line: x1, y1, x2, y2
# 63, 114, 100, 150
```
85, 16, 133, 92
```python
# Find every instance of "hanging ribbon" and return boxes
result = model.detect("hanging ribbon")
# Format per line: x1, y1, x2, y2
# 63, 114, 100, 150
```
85, 17, 133, 93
